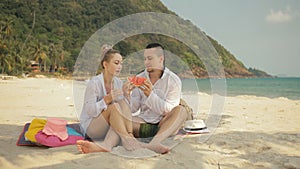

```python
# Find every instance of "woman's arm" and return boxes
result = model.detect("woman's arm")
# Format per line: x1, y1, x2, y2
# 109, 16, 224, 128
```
82, 78, 107, 117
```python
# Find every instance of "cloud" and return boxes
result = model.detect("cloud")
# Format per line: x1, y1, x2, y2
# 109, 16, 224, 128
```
266, 6, 292, 23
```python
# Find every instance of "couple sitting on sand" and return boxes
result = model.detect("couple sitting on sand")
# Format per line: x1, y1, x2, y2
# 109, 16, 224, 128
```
77, 43, 188, 154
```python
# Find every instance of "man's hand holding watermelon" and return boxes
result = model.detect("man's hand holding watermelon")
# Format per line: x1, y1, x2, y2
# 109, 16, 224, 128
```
128, 76, 147, 87
126, 76, 152, 97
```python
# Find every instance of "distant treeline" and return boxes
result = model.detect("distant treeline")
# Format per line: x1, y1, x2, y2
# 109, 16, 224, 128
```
0, 0, 270, 78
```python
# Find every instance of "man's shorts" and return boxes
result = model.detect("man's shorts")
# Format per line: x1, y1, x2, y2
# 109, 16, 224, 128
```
139, 123, 159, 138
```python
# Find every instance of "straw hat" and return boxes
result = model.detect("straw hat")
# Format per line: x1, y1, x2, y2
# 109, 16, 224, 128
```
183, 119, 207, 132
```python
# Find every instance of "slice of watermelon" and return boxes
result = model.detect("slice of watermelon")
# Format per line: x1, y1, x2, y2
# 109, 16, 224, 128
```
128, 76, 147, 87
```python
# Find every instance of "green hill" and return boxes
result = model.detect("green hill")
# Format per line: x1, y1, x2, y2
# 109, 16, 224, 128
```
0, 0, 271, 78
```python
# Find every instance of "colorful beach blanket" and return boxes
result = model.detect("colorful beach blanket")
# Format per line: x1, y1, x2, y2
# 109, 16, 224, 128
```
17, 120, 209, 158
16, 122, 84, 147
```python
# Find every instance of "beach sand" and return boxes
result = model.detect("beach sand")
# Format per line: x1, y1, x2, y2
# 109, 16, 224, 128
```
0, 77, 299, 169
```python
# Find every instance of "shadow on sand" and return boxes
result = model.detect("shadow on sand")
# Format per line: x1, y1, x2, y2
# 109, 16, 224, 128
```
1, 122, 299, 169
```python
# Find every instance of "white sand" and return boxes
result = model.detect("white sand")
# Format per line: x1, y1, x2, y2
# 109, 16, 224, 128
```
0, 77, 299, 169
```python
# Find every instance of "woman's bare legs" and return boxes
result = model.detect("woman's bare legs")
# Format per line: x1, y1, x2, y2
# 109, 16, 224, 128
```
117, 99, 133, 134
77, 100, 142, 153
77, 127, 119, 153
77, 107, 120, 153
86, 108, 110, 139
109, 100, 143, 150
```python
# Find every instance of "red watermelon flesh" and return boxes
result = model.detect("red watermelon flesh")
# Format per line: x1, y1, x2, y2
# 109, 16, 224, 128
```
128, 76, 146, 86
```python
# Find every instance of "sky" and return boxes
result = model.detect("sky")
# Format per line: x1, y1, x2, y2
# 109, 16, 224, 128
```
161, 0, 300, 77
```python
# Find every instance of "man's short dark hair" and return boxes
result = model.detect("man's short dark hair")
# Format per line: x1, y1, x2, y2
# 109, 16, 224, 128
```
145, 43, 164, 50
145, 43, 165, 58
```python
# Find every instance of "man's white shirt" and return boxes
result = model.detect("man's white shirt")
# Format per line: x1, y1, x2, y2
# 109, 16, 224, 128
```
130, 67, 182, 124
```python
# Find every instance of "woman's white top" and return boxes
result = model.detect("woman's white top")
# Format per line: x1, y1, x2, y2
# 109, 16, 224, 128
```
79, 73, 123, 134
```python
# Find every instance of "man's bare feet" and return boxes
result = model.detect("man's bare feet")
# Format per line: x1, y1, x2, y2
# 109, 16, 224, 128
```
145, 142, 169, 154
76, 140, 110, 154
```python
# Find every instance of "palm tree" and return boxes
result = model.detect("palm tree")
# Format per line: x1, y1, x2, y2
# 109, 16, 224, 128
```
31, 41, 44, 71
32, 42, 50, 72
0, 52, 12, 74
15, 54, 27, 75
0, 19, 13, 74
1, 18, 13, 41
48, 42, 66, 72
11, 44, 28, 75
0, 43, 11, 74
48, 43, 58, 72
0, 22, 3, 41
56, 43, 65, 71
40, 49, 50, 72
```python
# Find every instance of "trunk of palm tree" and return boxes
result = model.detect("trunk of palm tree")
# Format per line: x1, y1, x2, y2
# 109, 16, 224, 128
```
1, 64, 4, 74
44, 61, 47, 72
40, 51, 48, 72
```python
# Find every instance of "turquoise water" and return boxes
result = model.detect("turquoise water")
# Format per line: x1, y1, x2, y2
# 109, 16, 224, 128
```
182, 78, 300, 100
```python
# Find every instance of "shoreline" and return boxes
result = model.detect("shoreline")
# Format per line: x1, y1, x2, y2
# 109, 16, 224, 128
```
3, 75, 299, 98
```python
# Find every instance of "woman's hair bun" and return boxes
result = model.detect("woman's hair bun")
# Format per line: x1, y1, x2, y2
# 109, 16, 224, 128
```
101, 44, 113, 57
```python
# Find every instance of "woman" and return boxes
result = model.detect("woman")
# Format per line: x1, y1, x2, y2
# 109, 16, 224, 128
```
77, 45, 141, 153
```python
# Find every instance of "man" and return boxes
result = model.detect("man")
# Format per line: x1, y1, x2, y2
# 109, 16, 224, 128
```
127, 43, 187, 154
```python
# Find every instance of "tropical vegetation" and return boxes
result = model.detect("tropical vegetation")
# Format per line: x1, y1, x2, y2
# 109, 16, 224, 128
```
0, 0, 271, 78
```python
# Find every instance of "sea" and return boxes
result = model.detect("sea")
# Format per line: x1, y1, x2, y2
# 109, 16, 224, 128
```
182, 77, 300, 100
